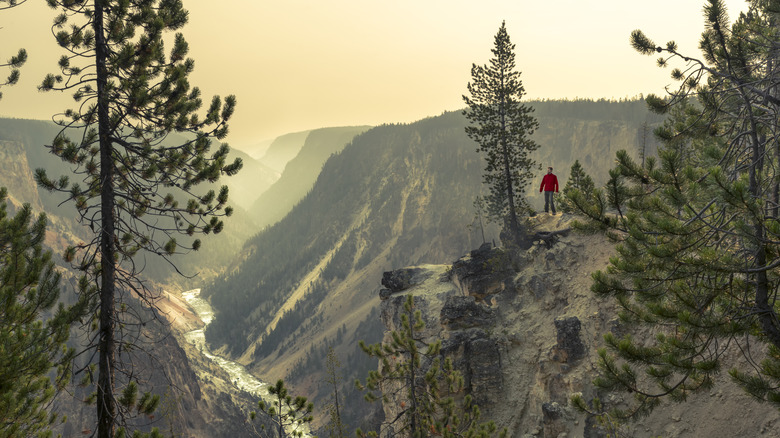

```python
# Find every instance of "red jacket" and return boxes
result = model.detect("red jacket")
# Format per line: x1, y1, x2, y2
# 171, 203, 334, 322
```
540, 174, 558, 192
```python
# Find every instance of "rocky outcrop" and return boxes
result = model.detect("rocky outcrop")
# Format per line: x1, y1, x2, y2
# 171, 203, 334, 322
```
373, 214, 780, 438
450, 242, 516, 299
376, 244, 515, 435
441, 295, 495, 329
379, 266, 437, 299
552, 317, 586, 363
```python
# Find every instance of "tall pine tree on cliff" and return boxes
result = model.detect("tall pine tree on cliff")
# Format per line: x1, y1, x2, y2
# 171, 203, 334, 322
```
463, 21, 539, 245
36, 0, 242, 436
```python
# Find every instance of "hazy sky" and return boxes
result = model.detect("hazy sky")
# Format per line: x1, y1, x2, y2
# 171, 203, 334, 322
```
1, 0, 748, 150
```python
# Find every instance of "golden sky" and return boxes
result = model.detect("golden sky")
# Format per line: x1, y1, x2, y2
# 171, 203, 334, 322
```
1, 0, 748, 150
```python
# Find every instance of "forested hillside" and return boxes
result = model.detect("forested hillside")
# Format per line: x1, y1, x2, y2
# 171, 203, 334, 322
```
0, 100, 666, 433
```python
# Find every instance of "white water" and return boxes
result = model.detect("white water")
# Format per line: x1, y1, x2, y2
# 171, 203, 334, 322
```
181, 289, 311, 437
182, 288, 269, 396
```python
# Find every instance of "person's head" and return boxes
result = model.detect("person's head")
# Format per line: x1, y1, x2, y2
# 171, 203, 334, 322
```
547, 166, 553, 174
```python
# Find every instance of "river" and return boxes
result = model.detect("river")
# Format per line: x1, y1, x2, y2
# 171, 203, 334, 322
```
181, 289, 269, 396
181, 289, 312, 437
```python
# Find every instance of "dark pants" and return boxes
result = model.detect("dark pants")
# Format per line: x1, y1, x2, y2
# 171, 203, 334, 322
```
544, 191, 556, 214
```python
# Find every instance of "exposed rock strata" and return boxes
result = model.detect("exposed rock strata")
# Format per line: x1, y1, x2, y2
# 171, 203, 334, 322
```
374, 214, 780, 437
0, 140, 43, 211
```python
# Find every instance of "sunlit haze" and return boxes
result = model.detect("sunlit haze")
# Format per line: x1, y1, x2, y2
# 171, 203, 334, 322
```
1, 0, 748, 150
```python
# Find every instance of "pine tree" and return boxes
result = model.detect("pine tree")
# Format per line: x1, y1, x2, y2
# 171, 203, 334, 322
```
249, 379, 314, 438
463, 21, 540, 245
356, 295, 504, 438
324, 347, 347, 438
571, 0, 780, 418
0, 188, 84, 437
559, 160, 595, 214
0, 0, 27, 100
35, 0, 241, 436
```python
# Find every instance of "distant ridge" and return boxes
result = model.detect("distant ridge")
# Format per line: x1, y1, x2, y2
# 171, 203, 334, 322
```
248, 126, 370, 229
238, 137, 274, 160
257, 130, 311, 173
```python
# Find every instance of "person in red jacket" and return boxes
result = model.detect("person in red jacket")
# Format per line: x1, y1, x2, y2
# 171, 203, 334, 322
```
540, 166, 559, 215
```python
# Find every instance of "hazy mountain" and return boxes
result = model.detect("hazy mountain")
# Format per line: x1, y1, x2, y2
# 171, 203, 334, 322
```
200, 100, 663, 429
256, 130, 311, 173
221, 148, 279, 211
0, 118, 84, 219
248, 126, 370, 229
0, 140, 43, 210
236, 137, 274, 160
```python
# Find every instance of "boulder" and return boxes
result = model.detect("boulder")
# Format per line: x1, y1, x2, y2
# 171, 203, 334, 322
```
552, 317, 586, 363
451, 243, 514, 299
379, 267, 434, 299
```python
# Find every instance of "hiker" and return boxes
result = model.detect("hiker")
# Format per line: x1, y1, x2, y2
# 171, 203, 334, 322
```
539, 166, 559, 215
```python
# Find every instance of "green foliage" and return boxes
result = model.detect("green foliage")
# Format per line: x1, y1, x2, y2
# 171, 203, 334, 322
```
35, 0, 241, 436
571, 0, 780, 419
158, 386, 184, 438
463, 21, 540, 243
0, 47, 26, 100
0, 0, 27, 101
356, 295, 505, 438
0, 188, 83, 438
249, 379, 314, 438
570, 395, 635, 438
559, 160, 595, 214
113, 381, 162, 438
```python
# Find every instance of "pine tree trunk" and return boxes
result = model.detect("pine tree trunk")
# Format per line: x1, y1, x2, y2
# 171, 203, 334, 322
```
333, 385, 342, 437
743, 89, 780, 350
278, 392, 285, 438
500, 121, 520, 243
95, 2, 117, 436
502, 139, 520, 243
409, 342, 419, 436
498, 63, 520, 245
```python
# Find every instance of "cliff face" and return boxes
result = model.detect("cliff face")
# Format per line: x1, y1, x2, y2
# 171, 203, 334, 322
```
376, 214, 780, 438
0, 140, 43, 211
534, 118, 652, 184
51, 294, 255, 438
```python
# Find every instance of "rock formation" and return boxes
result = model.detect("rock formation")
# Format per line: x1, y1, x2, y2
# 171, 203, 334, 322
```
374, 214, 780, 437
0, 140, 43, 211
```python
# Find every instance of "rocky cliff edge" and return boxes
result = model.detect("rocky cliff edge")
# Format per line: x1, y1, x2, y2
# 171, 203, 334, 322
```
375, 214, 780, 438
